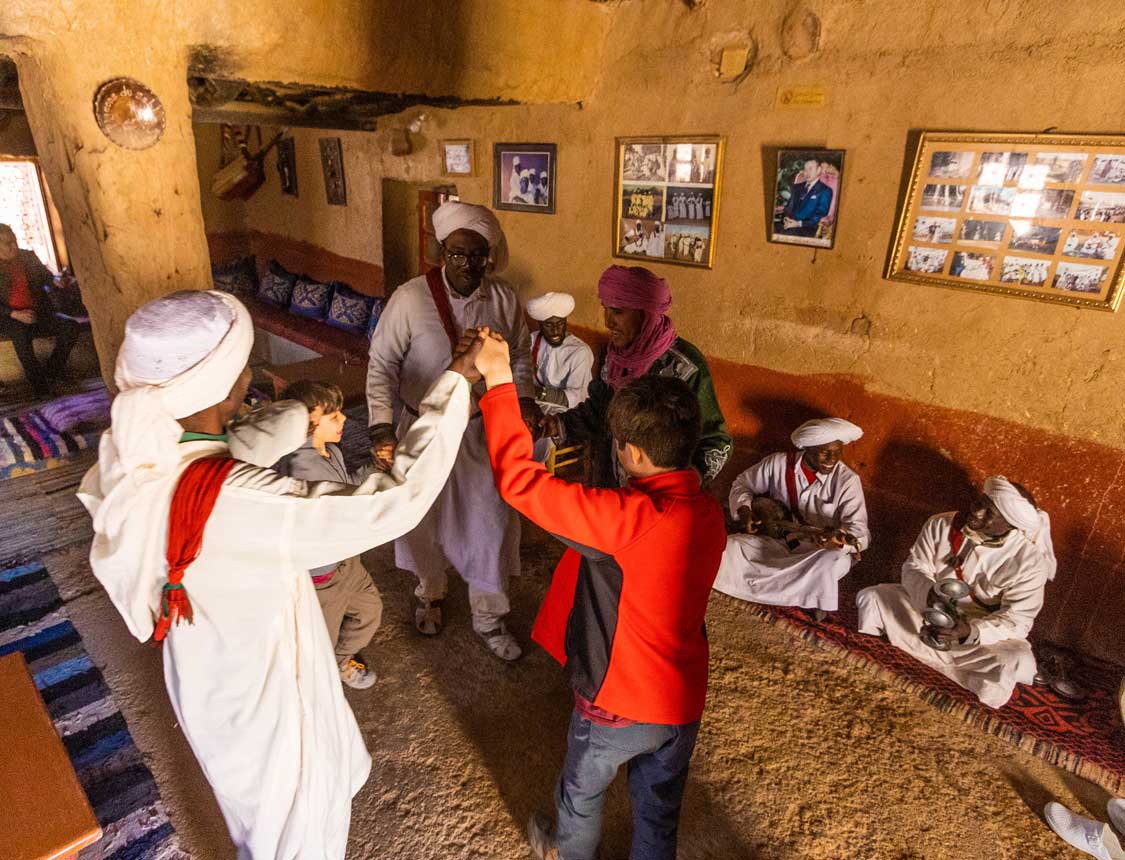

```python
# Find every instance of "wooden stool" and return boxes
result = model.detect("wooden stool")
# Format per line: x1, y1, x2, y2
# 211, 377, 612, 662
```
546, 443, 585, 475
0, 653, 101, 860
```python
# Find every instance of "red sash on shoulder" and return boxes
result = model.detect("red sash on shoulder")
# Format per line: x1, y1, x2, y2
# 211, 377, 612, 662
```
425, 267, 460, 353
155, 456, 236, 641
531, 332, 544, 386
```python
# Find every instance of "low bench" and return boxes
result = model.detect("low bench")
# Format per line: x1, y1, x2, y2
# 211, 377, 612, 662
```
0, 652, 101, 860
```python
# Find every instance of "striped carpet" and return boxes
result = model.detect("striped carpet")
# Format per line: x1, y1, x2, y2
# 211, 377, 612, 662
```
0, 559, 186, 860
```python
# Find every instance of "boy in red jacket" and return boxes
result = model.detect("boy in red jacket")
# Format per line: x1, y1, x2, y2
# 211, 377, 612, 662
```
474, 330, 727, 860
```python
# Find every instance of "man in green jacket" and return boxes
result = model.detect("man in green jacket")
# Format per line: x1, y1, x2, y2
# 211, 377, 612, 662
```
541, 265, 731, 488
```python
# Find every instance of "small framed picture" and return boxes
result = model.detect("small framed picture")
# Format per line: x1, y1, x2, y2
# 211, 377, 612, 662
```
319, 137, 346, 206
613, 136, 724, 268
441, 140, 474, 176
770, 149, 845, 249
886, 131, 1125, 311
276, 137, 298, 196
494, 143, 557, 214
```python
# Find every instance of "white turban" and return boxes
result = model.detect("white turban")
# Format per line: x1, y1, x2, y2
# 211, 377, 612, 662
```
432, 201, 509, 273
91, 290, 253, 538
984, 475, 1057, 579
527, 292, 576, 321
791, 418, 864, 449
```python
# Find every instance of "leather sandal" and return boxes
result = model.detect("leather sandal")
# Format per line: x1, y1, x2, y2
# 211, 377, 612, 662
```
477, 623, 522, 661
414, 598, 444, 636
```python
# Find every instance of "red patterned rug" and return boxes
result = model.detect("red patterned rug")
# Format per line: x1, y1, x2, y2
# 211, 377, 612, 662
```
727, 580, 1125, 794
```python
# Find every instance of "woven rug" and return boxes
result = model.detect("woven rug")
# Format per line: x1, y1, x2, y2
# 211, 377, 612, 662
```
731, 578, 1125, 794
0, 409, 99, 480
0, 559, 185, 859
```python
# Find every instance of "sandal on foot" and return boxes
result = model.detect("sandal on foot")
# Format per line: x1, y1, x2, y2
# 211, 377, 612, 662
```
478, 624, 522, 661
415, 598, 444, 636
526, 811, 559, 860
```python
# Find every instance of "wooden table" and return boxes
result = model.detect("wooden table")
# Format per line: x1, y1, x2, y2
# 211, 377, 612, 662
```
260, 355, 369, 408
0, 653, 101, 860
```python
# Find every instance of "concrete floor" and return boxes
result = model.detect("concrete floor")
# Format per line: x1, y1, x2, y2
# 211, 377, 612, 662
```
2, 442, 1112, 859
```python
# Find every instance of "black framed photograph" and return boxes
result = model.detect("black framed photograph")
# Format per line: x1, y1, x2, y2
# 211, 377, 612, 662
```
770, 148, 845, 249
319, 137, 346, 206
276, 136, 298, 196
494, 143, 556, 214
613, 136, 724, 268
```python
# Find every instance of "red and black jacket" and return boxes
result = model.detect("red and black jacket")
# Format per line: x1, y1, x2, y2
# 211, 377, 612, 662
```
480, 384, 727, 725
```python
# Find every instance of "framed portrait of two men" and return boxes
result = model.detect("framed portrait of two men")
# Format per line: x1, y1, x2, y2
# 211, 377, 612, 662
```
886, 131, 1125, 311
614, 136, 724, 269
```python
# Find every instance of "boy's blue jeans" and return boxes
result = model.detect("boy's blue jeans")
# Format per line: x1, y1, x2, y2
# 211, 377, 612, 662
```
554, 707, 700, 860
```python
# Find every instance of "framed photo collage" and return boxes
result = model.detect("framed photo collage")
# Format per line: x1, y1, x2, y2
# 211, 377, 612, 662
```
887, 132, 1125, 311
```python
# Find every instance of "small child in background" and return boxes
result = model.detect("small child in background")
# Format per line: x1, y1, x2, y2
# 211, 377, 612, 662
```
273, 380, 382, 690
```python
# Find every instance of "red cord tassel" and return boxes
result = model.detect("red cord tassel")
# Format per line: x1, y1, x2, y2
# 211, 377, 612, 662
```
155, 456, 235, 642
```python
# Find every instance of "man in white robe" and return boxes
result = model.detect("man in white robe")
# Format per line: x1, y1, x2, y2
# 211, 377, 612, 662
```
526, 291, 594, 463
77, 290, 474, 859
366, 201, 536, 661
712, 418, 869, 613
856, 476, 1056, 709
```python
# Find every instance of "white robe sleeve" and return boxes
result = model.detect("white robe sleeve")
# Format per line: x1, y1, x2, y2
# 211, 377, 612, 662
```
727, 455, 776, 516
227, 371, 470, 570
900, 515, 948, 610
366, 288, 411, 427
834, 471, 870, 552
505, 296, 536, 400
970, 557, 1048, 646
564, 344, 594, 409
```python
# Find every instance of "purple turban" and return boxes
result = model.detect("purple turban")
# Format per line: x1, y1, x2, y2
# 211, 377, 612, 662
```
597, 265, 678, 389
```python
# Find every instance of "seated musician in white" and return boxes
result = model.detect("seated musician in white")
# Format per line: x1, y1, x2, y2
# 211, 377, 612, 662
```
712, 418, 869, 616
856, 476, 1056, 709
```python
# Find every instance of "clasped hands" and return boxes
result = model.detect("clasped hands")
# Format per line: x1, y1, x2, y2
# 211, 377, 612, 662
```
369, 328, 541, 473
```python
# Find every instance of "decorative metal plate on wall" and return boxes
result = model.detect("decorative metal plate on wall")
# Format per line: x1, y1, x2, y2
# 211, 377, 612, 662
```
93, 78, 166, 150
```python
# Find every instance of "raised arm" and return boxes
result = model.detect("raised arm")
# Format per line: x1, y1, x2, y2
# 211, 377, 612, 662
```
260, 370, 470, 570
480, 383, 648, 555
834, 473, 870, 552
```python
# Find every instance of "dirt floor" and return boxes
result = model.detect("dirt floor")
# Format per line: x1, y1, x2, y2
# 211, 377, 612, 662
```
2, 443, 1113, 860
1, 302, 1118, 860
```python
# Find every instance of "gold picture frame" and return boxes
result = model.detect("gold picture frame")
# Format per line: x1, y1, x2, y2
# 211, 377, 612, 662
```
613, 136, 724, 269
886, 131, 1125, 311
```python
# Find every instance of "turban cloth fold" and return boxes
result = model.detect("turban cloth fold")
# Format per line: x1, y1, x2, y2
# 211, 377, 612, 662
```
790, 418, 864, 449
432, 201, 509, 273
984, 475, 1057, 579
93, 290, 253, 538
597, 265, 677, 389
527, 292, 576, 321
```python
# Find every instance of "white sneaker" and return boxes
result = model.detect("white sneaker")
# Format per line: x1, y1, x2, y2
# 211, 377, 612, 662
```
1045, 802, 1112, 860
339, 658, 377, 690
1108, 798, 1125, 838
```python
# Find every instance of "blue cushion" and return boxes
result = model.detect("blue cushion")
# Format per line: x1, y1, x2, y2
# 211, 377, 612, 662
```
211, 256, 258, 296
325, 283, 375, 334
366, 296, 386, 340
289, 277, 334, 319
256, 260, 297, 306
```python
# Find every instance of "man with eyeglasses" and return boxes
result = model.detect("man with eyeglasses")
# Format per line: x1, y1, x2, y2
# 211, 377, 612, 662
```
366, 201, 537, 661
